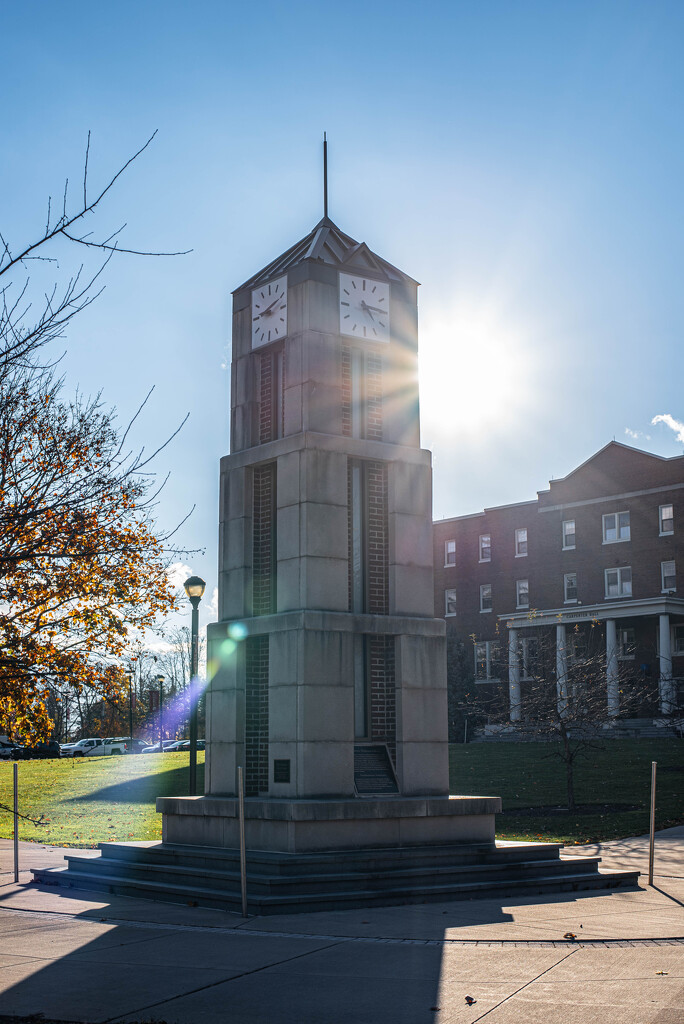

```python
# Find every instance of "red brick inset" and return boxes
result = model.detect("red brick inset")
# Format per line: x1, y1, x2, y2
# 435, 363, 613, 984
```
370, 635, 396, 764
366, 461, 389, 615
253, 463, 276, 616
259, 350, 282, 444
341, 346, 352, 437
365, 352, 383, 442
245, 635, 269, 797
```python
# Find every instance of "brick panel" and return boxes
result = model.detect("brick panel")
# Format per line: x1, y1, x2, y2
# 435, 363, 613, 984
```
367, 461, 389, 614
365, 352, 383, 441
253, 464, 276, 615
245, 635, 269, 797
369, 635, 396, 764
259, 353, 273, 444
341, 346, 352, 437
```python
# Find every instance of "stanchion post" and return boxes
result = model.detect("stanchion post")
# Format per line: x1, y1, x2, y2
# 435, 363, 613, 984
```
648, 760, 657, 886
238, 765, 247, 917
13, 762, 19, 883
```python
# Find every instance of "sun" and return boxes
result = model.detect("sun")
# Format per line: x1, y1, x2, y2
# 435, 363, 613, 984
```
418, 298, 535, 444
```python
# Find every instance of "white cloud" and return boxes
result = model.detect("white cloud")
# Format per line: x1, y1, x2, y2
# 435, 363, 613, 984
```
167, 561, 192, 592
651, 413, 684, 443
624, 427, 640, 439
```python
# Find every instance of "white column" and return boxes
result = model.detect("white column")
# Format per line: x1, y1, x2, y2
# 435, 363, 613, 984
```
556, 624, 569, 718
606, 618, 619, 717
659, 614, 675, 714
508, 629, 521, 722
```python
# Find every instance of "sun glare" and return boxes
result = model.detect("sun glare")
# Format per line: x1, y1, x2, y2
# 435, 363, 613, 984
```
419, 301, 534, 444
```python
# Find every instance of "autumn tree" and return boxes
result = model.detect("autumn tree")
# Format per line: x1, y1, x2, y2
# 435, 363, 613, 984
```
0, 134, 188, 740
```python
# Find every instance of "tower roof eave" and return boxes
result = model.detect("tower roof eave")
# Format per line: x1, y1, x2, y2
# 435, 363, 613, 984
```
234, 217, 419, 292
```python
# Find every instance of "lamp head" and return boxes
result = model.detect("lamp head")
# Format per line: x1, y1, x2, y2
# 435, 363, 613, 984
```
184, 575, 206, 605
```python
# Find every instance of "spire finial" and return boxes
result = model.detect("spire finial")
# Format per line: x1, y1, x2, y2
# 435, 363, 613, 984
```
323, 132, 328, 218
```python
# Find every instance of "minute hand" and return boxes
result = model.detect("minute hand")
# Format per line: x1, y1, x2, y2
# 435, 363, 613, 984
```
361, 303, 388, 314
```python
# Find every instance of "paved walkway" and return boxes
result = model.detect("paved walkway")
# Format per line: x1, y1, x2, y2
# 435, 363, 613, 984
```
0, 829, 682, 1023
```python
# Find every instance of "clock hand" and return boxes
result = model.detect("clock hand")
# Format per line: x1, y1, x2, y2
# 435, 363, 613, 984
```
255, 296, 282, 318
361, 303, 387, 314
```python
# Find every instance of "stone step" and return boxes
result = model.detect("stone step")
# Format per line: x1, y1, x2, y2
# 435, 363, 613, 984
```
62, 850, 601, 897
92, 839, 564, 875
31, 863, 640, 916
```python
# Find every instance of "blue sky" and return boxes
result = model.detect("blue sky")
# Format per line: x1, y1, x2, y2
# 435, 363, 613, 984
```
4, 0, 684, 618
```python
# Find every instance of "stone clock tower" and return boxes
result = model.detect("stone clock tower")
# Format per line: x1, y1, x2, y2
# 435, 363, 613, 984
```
38, 213, 638, 909
161, 215, 501, 852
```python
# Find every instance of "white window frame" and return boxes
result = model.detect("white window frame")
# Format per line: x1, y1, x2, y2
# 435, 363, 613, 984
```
515, 528, 528, 557
516, 579, 529, 609
480, 583, 492, 613
479, 534, 491, 562
674, 625, 684, 656
564, 572, 578, 603
659, 504, 674, 536
602, 510, 630, 544
562, 519, 576, 550
474, 640, 501, 682
444, 539, 456, 567
444, 588, 457, 616
617, 627, 636, 660
661, 560, 676, 593
604, 565, 632, 598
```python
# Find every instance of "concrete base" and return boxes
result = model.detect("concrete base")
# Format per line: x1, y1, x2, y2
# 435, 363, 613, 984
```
157, 795, 502, 853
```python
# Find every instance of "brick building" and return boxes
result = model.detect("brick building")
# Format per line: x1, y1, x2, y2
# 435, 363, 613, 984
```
433, 442, 684, 720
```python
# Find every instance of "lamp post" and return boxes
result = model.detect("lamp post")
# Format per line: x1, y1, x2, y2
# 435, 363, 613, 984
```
157, 674, 165, 752
127, 668, 135, 748
184, 575, 206, 796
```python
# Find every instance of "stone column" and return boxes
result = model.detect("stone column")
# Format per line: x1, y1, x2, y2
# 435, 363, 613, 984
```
556, 624, 569, 718
659, 614, 675, 714
606, 618, 619, 717
508, 629, 521, 722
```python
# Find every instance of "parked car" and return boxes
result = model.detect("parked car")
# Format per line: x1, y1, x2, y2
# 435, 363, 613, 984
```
176, 739, 206, 751
12, 740, 61, 760
60, 737, 102, 757
0, 739, 21, 760
140, 740, 178, 753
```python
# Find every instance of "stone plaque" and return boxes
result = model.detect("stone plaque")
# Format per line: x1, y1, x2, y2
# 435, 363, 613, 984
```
273, 759, 291, 783
354, 744, 398, 795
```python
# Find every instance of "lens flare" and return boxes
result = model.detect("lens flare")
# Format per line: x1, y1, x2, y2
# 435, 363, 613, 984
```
228, 622, 248, 641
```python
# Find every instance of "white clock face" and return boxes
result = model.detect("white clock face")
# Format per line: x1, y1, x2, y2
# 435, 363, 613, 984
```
252, 276, 288, 349
339, 273, 390, 342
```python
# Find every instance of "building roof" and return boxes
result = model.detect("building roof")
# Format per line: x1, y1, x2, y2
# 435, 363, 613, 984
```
235, 216, 418, 292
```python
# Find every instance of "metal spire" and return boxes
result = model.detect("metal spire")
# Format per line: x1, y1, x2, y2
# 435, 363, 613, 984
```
323, 132, 328, 218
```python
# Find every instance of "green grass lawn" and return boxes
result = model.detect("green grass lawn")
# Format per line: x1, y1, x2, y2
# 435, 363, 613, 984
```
1, 740, 682, 848
0, 752, 204, 847
450, 739, 684, 844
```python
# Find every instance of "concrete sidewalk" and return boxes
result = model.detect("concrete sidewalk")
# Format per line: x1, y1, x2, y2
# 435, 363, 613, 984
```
0, 830, 682, 1023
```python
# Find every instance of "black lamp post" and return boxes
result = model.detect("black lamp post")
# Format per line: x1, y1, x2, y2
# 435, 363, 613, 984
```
184, 575, 206, 795
127, 668, 134, 749
157, 674, 165, 751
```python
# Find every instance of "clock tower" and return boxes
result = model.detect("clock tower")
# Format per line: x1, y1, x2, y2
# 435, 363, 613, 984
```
161, 214, 501, 851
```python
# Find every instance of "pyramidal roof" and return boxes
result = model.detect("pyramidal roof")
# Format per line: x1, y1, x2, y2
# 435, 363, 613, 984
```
236, 216, 418, 292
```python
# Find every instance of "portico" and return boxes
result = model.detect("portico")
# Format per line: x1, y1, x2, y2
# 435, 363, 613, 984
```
502, 596, 684, 720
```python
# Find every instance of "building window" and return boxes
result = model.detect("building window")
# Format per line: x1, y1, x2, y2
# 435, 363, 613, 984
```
605, 566, 632, 598
674, 625, 684, 655
662, 560, 676, 593
444, 588, 457, 616
521, 637, 539, 679
603, 511, 630, 543
564, 572, 578, 603
562, 519, 576, 549
444, 540, 456, 566
515, 528, 528, 557
660, 504, 674, 535
474, 641, 501, 681
516, 579, 529, 608
480, 583, 492, 612
618, 627, 636, 660
479, 534, 491, 562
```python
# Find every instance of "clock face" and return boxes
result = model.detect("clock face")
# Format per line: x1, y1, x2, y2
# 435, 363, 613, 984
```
339, 273, 390, 342
252, 276, 288, 349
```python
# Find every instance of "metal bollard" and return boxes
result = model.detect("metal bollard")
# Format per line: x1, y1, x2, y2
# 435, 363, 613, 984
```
238, 766, 247, 917
648, 761, 657, 886
13, 762, 19, 883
